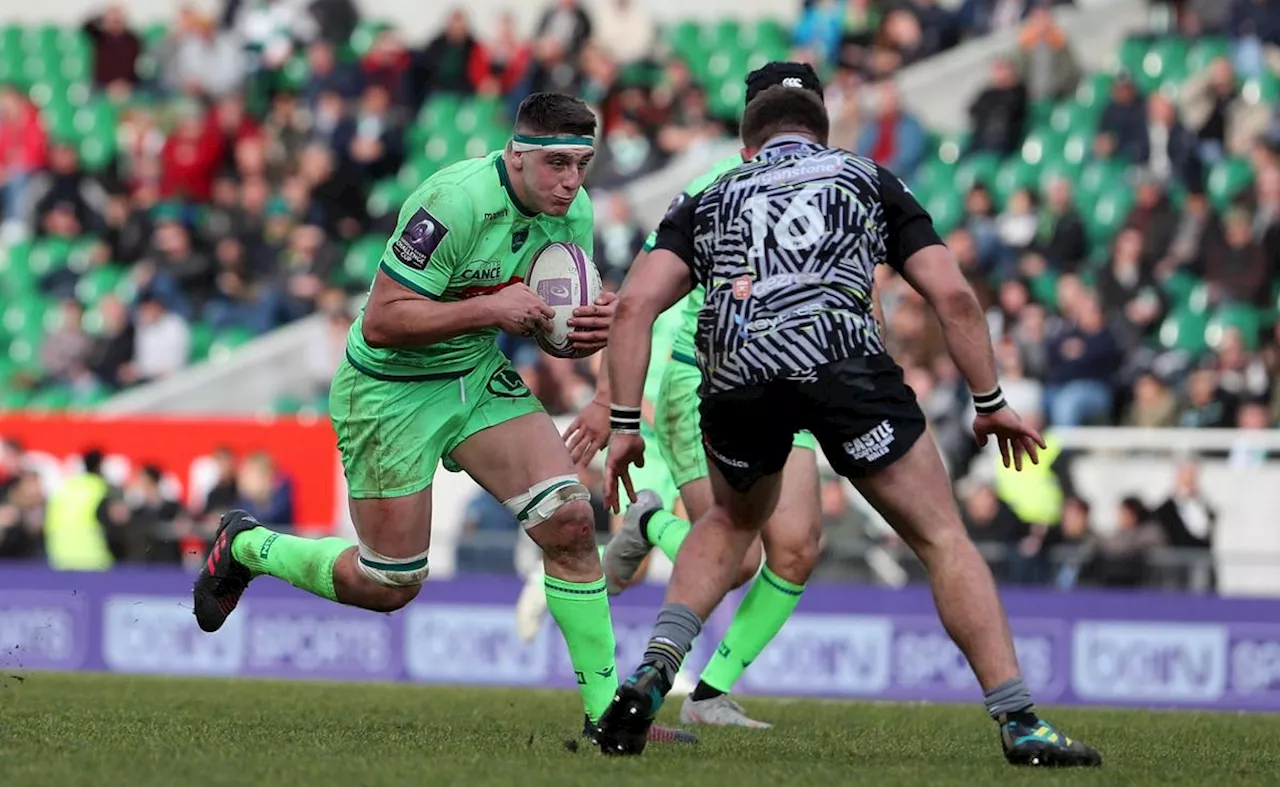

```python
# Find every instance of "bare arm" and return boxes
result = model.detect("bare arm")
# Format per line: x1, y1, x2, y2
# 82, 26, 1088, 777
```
360, 271, 497, 348
900, 245, 999, 395
608, 249, 693, 411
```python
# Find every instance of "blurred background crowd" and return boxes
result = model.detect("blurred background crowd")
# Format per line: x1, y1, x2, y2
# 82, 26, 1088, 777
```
2, 0, 1277, 591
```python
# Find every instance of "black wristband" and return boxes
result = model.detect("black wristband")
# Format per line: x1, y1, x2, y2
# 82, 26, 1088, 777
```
610, 404, 641, 434
971, 385, 1007, 416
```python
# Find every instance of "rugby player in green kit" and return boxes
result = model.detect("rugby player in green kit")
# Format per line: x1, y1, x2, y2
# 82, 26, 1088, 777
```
191, 92, 697, 746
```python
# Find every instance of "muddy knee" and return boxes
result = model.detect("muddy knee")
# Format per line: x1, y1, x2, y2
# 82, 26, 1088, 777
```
531, 500, 598, 570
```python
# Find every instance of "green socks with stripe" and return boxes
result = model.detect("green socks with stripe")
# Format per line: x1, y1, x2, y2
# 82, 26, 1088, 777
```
544, 575, 618, 723
696, 565, 806, 696
641, 509, 691, 563
231, 527, 351, 602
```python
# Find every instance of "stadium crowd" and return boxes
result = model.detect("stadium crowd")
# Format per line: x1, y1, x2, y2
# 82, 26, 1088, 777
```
2, 0, 1277, 591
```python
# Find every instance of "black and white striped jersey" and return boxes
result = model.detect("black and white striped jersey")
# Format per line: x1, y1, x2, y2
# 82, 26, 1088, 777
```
653, 134, 943, 395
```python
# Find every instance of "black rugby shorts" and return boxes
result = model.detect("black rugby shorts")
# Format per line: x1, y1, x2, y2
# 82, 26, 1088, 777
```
699, 354, 927, 493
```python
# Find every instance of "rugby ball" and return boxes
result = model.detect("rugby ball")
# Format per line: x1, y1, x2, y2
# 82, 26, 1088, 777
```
526, 241, 603, 359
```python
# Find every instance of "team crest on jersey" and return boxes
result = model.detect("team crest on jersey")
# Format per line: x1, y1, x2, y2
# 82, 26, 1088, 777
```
511, 227, 530, 253
732, 276, 752, 300
391, 208, 448, 270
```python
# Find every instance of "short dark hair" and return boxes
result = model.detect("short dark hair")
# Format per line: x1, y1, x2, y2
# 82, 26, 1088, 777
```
514, 92, 597, 138
82, 449, 104, 475
740, 86, 829, 150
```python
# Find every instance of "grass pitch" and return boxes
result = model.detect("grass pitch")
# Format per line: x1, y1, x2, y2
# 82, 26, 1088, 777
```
0, 673, 1276, 786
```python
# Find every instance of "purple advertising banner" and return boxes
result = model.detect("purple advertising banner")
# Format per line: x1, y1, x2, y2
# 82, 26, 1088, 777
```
2, 566, 1279, 712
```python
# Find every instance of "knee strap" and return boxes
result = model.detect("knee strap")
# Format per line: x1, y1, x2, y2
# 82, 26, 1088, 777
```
503, 474, 591, 529
357, 543, 430, 587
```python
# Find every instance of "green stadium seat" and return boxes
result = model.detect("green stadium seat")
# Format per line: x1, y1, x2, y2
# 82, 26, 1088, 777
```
934, 132, 970, 165
953, 152, 1001, 193
1207, 157, 1254, 211
79, 128, 117, 172
922, 189, 963, 236
1206, 304, 1264, 351
417, 94, 463, 131
1074, 72, 1114, 112
74, 264, 126, 306
1085, 189, 1136, 245
1138, 39, 1188, 93
367, 179, 410, 219
344, 237, 385, 286
993, 156, 1040, 209
1186, 37, 1233, 74
189, 322, 214, 363
273, 394, 305, 415
26, 385, 72, 412
1161, 270, 1201, 309
1116, 37, 1148, 79
208, 327, 256, 363
0, 387, 31, 411
74, 99, 118, 138
0, 240, 35, 296
1158, 308, 1210, 354
1241, 72, 1280, 107
349, 20, 392, 57
398, 157, 437, 189
27, 237, 74, 277
668, 21, 701, 60
1074, 158, 1128, 201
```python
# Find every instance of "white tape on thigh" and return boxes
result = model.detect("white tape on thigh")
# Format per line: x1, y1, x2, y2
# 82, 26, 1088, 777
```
357, 543, 431, 587
503, 474, 591, 529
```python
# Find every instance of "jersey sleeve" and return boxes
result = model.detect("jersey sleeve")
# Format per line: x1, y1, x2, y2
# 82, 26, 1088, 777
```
651, 191, 699, 274
380, 186, 476, 299
877, 164, 944, 273
568, 191, 596, 258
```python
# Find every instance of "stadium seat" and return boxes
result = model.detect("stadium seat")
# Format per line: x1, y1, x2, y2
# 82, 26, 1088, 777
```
993, 155, 1040, 208
1207, 157, 1254, 211
344, 237, 385, 287
74, 264, 126, 306
1186, 37, 1232, 74
953, 152, 1001, 193
1158, 308, 1210, 354
1085, 189, 1136, 245
189, 322, 214, 363
207, 327, 256, 363
1206, 304, 1264, 351
349, 20, 392, 57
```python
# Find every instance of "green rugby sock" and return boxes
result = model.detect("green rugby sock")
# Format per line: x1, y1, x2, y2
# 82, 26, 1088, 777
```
699, 565, 806, 694
642, 509, 691, 563
545, 575, 618, 723
231, 527, 350, 602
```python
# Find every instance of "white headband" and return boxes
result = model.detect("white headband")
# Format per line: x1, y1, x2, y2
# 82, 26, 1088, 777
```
510, 133, 596, 153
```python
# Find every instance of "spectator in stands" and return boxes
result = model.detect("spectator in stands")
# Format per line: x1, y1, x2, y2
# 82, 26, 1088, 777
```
1228, 399, 1277, 466
857, 81, 927, 180
1096, 72, 1147, 163
86, 294, 134, 390
995, 187, 1039, 259
1144, 93, 1204, 191
867, 8, 927, 78
824, 65, 865, 152
232, 451, 294, 526
1203, 206, 1273, 307
593, 0, 655, 67
656, 83, 724, 155
159, 8, 246, 99
205, 236, 261, 333
138, 212, 212, 317
1084, 496, 1167, 588
1214, 326, 1270, 400
1036, 176, 1088, 272
83, 5, 142, 99
1097, 227, 1167, 349
1124, 372, 1179, 427
1181, 56, 1270, 164
233, 0, 317, 76
363, 28, 415, 110
1014, 3, 1081, 102
470, 12, 532, 98
296, 143, 366, 239
306, 288, 352, 398
0, 85, 48, 238
589, 112, 667, 189
0, 439, 23, 499
966, 57, 1029, 156
199, 446, 240, 527
1228, 0, 1280, 78
40, 298, 93, 387
1157, 189, 1218, 278
44, 448, 114, 571
1151, 460, 1216, 587
123, 294, 191, 386
456, 489, 521, 573
1179, 367, 1231, 428
0, 469, 44, 560
347, 85, 405, 182
961, 480, 1028, 581
1045, 495, 1093, 589
997, 333, 1046, 422
1044, 291, 1123, 426
1246, 166, 1280, 263
259, 224, 341, 330
1124, 176, 1180, 270
307, 0, 359, 47
102, 464, 186, 563
31, 143, 107, 240
593, 193, 645, 289
795, 0, 846, 65
535, 0, 593, 61
303, 40, 363, 111
159, 103, 222, 203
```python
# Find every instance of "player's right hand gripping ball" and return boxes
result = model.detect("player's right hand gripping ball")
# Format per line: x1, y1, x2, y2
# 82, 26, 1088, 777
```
526, 241, 602, 359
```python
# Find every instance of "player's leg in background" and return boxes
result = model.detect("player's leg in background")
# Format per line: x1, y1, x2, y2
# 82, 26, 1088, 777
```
595, 389, 792, 755
192, 360, 436, 632
615, 358, 762, 593
848, 431, 1100, 766
683, 443, 821, 728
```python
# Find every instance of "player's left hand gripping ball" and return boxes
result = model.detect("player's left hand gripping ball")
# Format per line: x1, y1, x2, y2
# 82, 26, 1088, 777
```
566, 291, 617, 355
